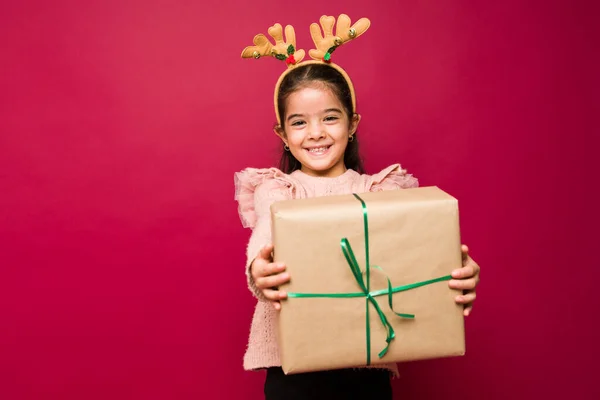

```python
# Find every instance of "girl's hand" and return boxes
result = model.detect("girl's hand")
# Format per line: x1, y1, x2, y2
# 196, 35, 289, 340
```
449, 244, 480, 316
251, 244, 291, 310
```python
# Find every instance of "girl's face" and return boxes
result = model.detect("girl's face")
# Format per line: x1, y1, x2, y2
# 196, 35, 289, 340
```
277, 85, 360, 178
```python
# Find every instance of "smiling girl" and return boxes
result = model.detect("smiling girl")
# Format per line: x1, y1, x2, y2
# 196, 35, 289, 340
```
235, 15, 481, 400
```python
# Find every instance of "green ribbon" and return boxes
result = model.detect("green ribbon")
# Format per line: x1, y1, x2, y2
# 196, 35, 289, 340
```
287, 193, 452, 365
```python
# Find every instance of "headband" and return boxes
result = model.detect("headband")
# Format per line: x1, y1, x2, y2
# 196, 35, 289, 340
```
241, 14, 371, 125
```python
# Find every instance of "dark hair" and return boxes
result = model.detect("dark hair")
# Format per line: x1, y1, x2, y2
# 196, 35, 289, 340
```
276, 63, 365, 174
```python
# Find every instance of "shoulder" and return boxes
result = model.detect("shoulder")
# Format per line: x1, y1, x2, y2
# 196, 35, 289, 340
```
358, 163, 419, 192
233, 167, 300, 228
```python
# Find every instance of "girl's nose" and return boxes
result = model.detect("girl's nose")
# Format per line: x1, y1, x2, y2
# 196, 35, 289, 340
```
308, 122, 326, 139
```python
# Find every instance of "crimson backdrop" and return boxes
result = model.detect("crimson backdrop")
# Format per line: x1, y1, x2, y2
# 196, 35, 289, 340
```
1, 1, 597, 399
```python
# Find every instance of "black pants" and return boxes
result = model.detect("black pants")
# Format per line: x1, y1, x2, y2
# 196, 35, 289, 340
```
264, 367, 393, 400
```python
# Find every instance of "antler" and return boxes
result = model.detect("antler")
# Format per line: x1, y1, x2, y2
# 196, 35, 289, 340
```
309, 14, 370, 62
241, 23, 306, 67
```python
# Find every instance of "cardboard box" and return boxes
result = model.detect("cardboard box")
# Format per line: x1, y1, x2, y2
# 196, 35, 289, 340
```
271, 186, 465, 374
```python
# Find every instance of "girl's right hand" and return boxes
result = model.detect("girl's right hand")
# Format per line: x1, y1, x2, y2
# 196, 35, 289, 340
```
251, 244, 290, 310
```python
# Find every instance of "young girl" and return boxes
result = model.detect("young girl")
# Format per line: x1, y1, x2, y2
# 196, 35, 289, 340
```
235, 15, 481, 400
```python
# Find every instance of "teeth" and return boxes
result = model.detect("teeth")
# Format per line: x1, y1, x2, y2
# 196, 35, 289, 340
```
308, 146, 329, 153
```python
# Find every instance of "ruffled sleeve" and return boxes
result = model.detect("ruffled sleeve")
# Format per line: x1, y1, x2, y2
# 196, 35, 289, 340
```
367, 164, 419, 192
234, 167, 299, 300
234, 167, 299, 229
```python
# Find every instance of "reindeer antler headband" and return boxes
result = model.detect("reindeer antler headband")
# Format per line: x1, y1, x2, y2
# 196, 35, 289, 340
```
241, 14, 371, 125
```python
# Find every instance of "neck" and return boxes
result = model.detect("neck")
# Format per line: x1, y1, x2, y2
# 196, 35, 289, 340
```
300, 163, 347, 178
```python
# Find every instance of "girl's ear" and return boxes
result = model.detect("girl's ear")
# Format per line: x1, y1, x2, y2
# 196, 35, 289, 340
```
274, 125, 287, 146
349, 114, 361, 135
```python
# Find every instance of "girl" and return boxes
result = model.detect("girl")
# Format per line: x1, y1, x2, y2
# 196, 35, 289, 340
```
235, 16, 481, 400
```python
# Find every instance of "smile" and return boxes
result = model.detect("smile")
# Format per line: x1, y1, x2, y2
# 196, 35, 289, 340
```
304, 145, 332, 155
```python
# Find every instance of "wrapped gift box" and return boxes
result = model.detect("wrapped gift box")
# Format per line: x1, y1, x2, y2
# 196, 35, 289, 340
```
271, 186, 466, 374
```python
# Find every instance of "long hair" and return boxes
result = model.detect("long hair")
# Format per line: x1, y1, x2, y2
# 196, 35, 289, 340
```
275, 63, 365, 174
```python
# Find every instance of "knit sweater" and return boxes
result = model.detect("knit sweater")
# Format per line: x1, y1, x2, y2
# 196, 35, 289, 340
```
234, 163, 419, 376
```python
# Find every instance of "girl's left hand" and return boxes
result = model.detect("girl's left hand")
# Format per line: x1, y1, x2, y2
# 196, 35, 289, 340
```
449, 244, 480, 316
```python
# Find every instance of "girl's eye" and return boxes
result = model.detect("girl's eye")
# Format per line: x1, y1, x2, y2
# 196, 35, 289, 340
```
291, 120, 305, 126
324, 116, 339, 122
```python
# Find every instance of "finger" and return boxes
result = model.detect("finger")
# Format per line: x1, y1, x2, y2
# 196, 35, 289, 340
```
251, 260, 285, 282
455, 291, 476, 305
257, 244, 274, 261
461, 244, 469, 260
464, 305, 473, 317
260, 261, 286, 277
262, 288, 288, 301
256, 271, 290, 289
461, 258, 481, 277
252, 260, 285, 282
448, 277, 478, 291
451, 264, 477, 279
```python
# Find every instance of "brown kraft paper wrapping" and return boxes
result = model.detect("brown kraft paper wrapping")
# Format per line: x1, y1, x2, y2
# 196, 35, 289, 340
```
270, 186, 466, 374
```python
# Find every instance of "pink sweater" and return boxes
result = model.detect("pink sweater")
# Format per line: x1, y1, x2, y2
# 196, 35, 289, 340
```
234, 163, 419, 376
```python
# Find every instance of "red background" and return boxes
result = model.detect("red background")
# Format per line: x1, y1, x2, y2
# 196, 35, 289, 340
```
1, 1, 597, 399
